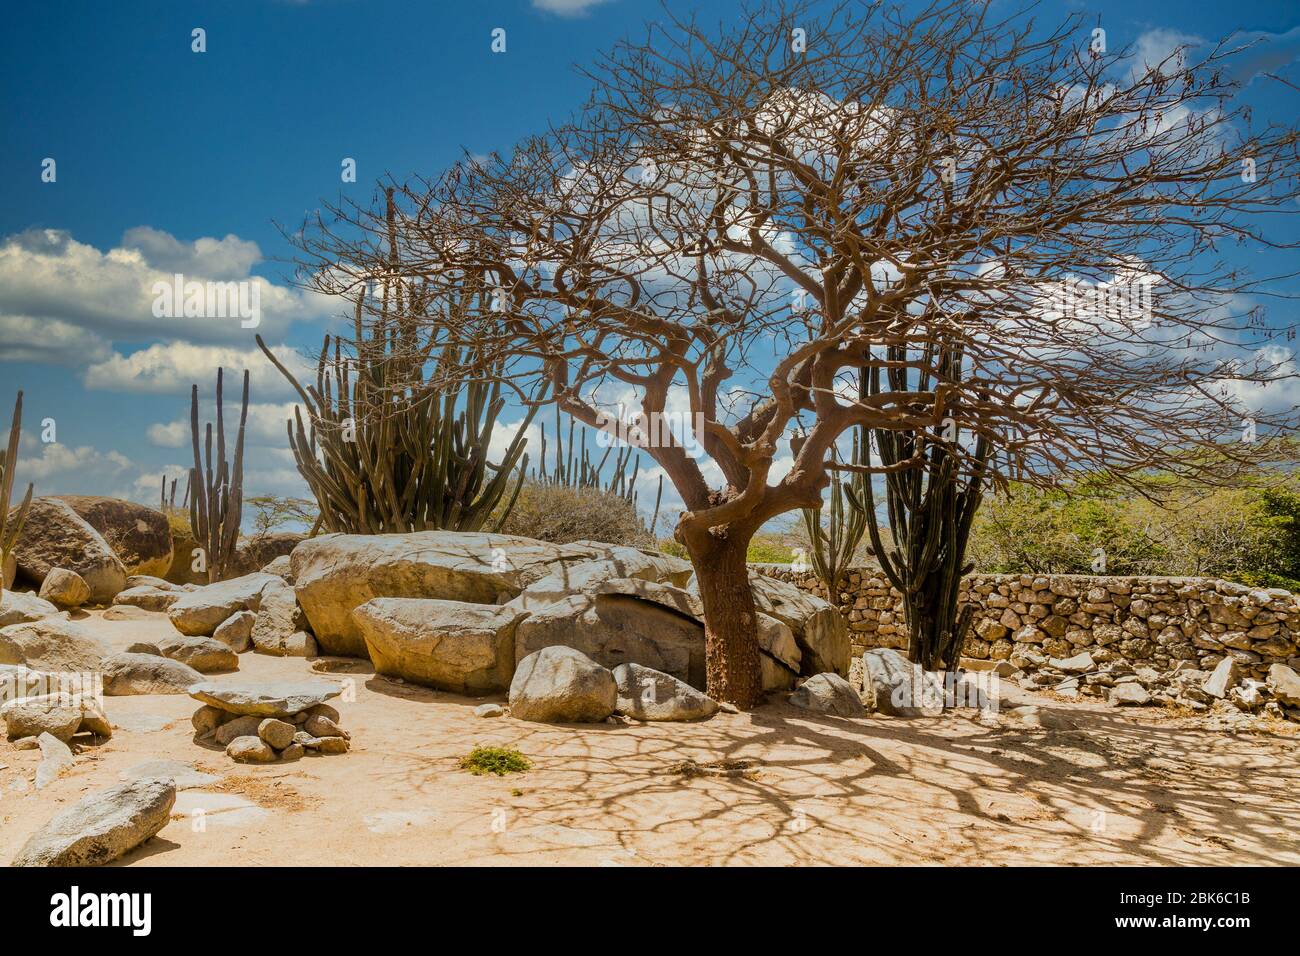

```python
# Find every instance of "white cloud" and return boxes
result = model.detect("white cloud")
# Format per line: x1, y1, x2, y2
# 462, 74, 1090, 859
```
0, 227, 333, 362
532, 0, 611, 15
147, 401, 304, 448
13, 442, 133, 488
83, 342, 312, 396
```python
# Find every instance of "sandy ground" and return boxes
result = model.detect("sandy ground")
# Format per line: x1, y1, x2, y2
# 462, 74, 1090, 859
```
1, 607, 1297, 867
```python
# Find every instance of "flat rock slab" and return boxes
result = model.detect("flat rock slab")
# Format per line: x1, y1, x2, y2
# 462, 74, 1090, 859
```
171, 791, 270, 828
11, 778, 176, 866
107, 711, 173, 733
188, 680, 342, 717
35, 732, 75, 789
119, 759, 221, 791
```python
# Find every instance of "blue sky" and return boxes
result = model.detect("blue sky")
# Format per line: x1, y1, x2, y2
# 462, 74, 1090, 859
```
1, 0, 1298, 522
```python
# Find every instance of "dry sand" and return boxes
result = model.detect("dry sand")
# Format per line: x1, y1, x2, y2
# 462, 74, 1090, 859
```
1, 607, 1297, 867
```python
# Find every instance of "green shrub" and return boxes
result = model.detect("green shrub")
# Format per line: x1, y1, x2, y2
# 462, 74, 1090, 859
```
460, 746, 531, 776
968, 474, 1300, 589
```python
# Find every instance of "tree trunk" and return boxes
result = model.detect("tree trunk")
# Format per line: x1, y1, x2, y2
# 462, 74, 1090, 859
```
689, 535, 764, 709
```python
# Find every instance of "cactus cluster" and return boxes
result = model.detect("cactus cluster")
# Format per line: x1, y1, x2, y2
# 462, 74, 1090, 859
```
0, 391, 34, 586
801, 425, 869, 599
189, 369, 250, 583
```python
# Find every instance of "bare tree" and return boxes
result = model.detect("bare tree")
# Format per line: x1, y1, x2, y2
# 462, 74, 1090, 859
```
293, 0, 1299, 706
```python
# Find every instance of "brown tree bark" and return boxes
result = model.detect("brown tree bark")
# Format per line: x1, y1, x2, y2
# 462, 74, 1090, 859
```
689, 533, 763, 709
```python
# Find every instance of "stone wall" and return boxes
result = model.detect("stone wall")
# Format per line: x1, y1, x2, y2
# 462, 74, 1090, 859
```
754, 566, 1300, 685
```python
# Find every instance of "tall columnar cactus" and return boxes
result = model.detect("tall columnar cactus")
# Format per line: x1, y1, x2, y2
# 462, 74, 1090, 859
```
1, 391, 34, 586
801, 425, 869, 600
860, 341, 992, 672
189, 369, 250, 583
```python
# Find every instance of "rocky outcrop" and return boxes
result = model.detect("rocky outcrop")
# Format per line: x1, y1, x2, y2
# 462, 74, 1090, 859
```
167, 572, 287, 636
746, 572, 851, 677
353, 598, 524, 693
508, 646, 616, 723
11, 778, 176, 866
10, 498, 127, 602
291, 532, 686, 657
0, 618, 109, 672
51, 495, 173, 578
613, 662, 718, 721
512, 591, 707, 688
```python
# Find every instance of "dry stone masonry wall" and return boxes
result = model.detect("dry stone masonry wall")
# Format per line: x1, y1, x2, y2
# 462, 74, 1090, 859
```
756, 566, 1300, 687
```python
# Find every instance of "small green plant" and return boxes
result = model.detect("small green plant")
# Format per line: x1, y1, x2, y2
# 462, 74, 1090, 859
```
460, 746, 531, 777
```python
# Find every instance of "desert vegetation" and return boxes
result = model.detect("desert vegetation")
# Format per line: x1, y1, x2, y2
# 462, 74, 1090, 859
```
3, 0, 1300, 877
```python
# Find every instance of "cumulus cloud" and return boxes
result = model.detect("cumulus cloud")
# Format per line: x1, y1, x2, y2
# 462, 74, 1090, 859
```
12, 441, 134, 489
147, 401, 304, 448
0, 227, 333, 362
83, 342, 313, 396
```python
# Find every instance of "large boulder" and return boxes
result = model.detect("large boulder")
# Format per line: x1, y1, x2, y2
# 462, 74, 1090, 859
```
249, 580, 311, 656
613, 662, 718, 721
10, 498, 127, 602
0, 590, 59, 627
1, 692, 110, 741
508, 646, 617, 723
157, 634, 239, 673
514, 572, 802, 692
231, 532, 304, 577
790, 673, 866, 718
0, 618, 108, 671
101, 652, 205, 695
744, 572, 850, 676
1266, 663, 1300, 706
38, 568, 90, 609
51, 495, 173, 578
860, 648, 944, 717
164, 524, 207, 585
188, 679, 342, 718
11, 778, 176, 866
291, 532, 666, 657
511, 591, 707, 688
1, 694, 83, 741
112, 585, 181, 612
353, 598, 524, 693
167, 572, 288, 636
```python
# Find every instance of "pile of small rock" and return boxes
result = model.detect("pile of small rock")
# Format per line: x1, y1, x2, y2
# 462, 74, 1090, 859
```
187, 680, 351, 763
1005, 647, 1300, 721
